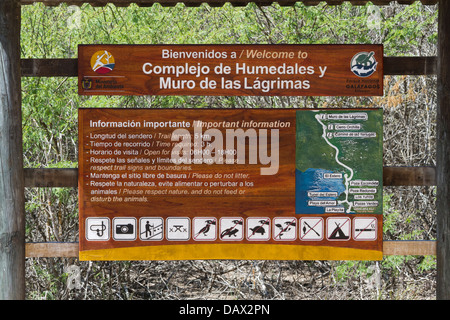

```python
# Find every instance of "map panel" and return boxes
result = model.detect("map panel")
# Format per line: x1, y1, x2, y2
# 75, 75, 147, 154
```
296, 109, 383, 215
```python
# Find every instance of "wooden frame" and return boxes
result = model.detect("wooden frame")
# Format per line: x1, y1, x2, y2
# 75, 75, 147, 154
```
21, 54, 439, 255
22, 53, 440, 258
21, 53, 440, 256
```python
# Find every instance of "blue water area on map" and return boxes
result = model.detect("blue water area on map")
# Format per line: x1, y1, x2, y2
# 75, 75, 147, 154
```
295, 168, 347, 214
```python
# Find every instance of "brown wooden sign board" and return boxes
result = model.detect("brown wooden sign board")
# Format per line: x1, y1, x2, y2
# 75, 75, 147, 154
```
78, 108, 383, 261
78, 44, 383, 96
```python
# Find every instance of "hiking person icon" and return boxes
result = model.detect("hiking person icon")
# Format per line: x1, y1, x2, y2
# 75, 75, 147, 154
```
139, 218, 163, 241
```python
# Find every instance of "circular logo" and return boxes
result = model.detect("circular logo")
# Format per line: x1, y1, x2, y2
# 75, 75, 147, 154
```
350, 51, 377, 78
90, 50, 115, 74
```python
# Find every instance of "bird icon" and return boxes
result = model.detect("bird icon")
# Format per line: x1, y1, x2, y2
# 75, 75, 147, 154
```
195, 220, 216, 237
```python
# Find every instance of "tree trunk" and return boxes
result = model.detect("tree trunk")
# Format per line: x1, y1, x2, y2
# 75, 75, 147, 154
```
437, 0, 450, 300
0, 0, 25, 300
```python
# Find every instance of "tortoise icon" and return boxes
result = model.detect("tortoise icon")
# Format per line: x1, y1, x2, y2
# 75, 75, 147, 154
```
350, 51, 377, 77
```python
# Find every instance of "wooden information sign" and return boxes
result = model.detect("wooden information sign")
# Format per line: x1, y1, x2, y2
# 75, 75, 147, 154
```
78, 44, 383, 96
78, 108, 383, 261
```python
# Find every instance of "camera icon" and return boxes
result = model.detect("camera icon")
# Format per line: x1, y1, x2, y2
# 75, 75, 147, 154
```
113, 218, 137, 241
116, 223, 134, 235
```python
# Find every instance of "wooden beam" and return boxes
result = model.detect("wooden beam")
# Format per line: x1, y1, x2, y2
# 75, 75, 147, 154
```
24, 166, 437, 188
436, 0, 450, 301
0, 0, 25, 300
384, 56, 437, 75
24, 240, 437, 258
25, 242, 79, 258
18, 0, 439, 7
20, 56, 438, 77
383, 166, 436, 186
24, 168, 78, 188
21, 59, 77, 78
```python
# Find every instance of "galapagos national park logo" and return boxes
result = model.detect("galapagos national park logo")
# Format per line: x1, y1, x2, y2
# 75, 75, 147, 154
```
350, 51, 378, 78
91, 50, 115, 74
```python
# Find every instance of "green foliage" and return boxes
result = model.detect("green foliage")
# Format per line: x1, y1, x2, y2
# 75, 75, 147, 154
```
333, 260, 372, 283
28, 260, 66, 300
383, 193, 400, 236
417, 255, 436, 272
21, 3, 438, 57
382, 255, 414, 274
382, 3, 438, 55
381, 191, 436, 280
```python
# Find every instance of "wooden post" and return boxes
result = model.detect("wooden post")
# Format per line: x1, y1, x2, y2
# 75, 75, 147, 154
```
437, 0, 450, 300
0, 0, 25, 300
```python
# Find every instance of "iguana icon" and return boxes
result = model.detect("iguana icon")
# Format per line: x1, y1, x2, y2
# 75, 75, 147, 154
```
220, 219, 242, 238
221, 228, 239, 237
